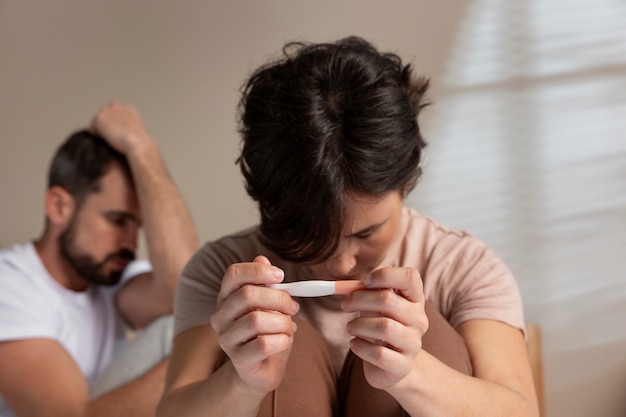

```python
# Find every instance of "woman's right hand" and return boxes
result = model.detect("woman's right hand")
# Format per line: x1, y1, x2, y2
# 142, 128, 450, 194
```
210, 255, 300, 394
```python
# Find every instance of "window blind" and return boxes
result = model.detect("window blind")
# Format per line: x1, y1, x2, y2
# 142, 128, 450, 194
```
406, 1, 626, 415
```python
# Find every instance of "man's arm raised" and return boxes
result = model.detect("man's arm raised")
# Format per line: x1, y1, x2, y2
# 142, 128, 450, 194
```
90, 102, 199, 328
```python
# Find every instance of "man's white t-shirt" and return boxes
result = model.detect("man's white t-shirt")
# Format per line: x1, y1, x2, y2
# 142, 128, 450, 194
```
0, 242, 150, 417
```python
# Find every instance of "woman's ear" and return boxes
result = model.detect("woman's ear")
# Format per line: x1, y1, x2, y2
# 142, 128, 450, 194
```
44, 186, 76, 227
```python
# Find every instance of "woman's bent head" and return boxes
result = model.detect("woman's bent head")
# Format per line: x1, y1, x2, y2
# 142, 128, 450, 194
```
238, 36, 430, 263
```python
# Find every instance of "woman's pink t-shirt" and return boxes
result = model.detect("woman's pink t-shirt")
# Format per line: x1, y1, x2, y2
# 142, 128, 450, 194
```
174, 207, 525, 373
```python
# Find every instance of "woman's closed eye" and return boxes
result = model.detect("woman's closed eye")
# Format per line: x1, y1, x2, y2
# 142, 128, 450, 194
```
354, 231, 373, 240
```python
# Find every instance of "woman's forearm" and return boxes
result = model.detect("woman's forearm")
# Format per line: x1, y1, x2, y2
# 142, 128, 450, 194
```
387, 350, 539, 417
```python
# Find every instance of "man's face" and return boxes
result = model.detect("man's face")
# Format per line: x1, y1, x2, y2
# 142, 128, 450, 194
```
59, 163, 140, 287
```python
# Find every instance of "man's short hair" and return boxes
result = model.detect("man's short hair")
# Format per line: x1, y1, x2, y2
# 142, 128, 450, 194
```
48, 129, 132, 206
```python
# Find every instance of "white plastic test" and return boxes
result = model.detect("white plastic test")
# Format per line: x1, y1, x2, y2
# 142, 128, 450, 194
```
267, 280, 364, 297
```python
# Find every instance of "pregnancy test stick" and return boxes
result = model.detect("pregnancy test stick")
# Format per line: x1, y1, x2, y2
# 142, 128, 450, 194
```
267, 280, 364, 297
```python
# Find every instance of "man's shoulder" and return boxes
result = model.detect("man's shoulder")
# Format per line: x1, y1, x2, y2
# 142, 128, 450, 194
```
0, 243, 46, 286
0, 242, 32, 264
0, 243, 62, 341
0, 244, 56, 299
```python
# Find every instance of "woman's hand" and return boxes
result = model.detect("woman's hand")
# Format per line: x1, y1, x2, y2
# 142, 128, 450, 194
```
340, 267, 428, 390
209, 256, 300, 394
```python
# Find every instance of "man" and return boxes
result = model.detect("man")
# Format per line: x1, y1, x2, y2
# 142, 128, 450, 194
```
0, 103, 199, 417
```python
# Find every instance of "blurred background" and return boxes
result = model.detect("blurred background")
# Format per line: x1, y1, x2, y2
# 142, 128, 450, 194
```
1, 1, 624, 416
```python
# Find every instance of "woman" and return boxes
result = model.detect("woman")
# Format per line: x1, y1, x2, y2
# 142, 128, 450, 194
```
157, 36, 538, 417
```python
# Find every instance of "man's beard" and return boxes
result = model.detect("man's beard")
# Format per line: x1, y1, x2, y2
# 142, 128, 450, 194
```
58, 219, 136, 287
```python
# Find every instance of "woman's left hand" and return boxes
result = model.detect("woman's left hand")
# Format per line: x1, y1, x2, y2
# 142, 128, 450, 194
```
340, 267, 429, 390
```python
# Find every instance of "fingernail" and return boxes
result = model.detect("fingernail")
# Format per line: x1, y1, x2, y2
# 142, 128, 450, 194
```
291, 300, 300, 313
272, 267, 284, 280
363, 275, 372, 286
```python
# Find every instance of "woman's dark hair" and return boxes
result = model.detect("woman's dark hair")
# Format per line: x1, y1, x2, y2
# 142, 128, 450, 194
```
237, 36, 430, 263
48, 129, 132, 207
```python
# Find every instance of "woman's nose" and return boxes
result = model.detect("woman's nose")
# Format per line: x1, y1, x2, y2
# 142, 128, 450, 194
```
325, 242, 356, 277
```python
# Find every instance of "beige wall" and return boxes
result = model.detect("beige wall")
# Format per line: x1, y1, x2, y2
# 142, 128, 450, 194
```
0, 1, 463, 249
2, 2, 624, 417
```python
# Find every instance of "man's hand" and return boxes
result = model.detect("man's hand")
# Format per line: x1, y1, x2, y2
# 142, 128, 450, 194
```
89, 102, 154, 157
89, 101, 199, 329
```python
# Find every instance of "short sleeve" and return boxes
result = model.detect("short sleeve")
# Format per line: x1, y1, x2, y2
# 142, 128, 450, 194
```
0, 262, 58, 341
440, 238, 525, 333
